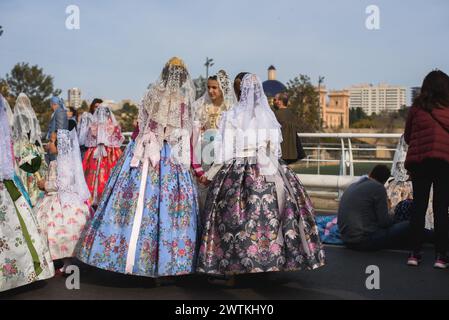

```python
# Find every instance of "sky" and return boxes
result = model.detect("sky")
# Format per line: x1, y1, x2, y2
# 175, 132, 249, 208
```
1, 0, 448, 103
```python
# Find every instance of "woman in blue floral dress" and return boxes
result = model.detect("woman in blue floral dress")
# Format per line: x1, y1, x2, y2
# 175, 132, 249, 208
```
76, 57, 199, 278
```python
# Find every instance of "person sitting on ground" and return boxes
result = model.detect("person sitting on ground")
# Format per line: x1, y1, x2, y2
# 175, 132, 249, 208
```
338, 165, 428, 251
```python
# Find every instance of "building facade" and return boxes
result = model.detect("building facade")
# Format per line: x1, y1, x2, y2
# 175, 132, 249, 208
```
348, 84, 406, 115
262, 65, 287, 105
318, 86, 350, 129
411, 86, 421, 105
68, 88, 82, 109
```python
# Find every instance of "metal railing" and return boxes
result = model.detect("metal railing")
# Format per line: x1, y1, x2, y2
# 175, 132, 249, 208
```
122, 132, 402, 178
297, 133, 402, 177
120, 132, 402, 198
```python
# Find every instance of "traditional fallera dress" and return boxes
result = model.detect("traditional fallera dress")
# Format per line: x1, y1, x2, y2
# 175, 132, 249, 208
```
1, 95, 33, 207
197, 74, 325, 276
82, 105, 124, 205
35, 129, 91, 260
386, 135, 434, 229
77, 57, 199, 278
78, 111, 94, 160
1, 95, 13, 128
0, 94, 54, 293
12, 93, 47, 206
192, 70, 236, 212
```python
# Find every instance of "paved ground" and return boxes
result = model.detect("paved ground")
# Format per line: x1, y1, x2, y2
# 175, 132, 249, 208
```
2, 246, 448, 300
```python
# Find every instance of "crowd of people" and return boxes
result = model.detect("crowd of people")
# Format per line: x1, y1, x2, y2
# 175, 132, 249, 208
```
0, 57, 325, 292
337, 70, 449, 269
1, 60, 448, 294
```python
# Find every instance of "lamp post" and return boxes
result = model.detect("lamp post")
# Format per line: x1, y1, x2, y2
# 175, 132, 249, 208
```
318, 76, 325, 128
317, 76, 325, 175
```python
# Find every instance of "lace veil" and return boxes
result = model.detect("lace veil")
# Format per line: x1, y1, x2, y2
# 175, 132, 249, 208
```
84, 104, 124, 148
193, 69, 236, 125
391, 135, 409, 182
131, 57, 196, 167
13, 93, 43, 146
214, 73, 283, 174
77, 112, 94, 147
1, 95, 14, 128
57, 129, 91, 207
0, 94, 15, 181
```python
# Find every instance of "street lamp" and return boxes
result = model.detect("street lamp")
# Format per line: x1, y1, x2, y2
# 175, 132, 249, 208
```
317, 76, 325, 175
205, 57, 214, 79
318, 76, 325, 128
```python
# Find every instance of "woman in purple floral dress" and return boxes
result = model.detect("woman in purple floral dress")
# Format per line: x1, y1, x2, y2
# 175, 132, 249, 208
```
197, 73, 325, 278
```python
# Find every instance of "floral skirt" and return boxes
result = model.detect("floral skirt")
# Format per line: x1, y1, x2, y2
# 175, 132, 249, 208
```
82, 146, 123, 205
197, 159, 325, 276
35, 194, 90, 260
14, 142, 47, 207
77, 142, 199, 278
387, 180, 434, 230
0, 180, 54, 292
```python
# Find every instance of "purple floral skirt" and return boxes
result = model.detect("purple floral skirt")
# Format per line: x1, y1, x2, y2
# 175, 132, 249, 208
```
197, 159, 325, 275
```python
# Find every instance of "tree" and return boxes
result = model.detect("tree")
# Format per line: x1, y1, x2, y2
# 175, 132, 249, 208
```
350, 107, 410, 130
3, 62, 61, 131
397, 105, 409, 121
286, 75, 320, 132
0, 79, 9, 99
113, 102, 138, 132
5, 62, 61, 114
350, 107, 369, 125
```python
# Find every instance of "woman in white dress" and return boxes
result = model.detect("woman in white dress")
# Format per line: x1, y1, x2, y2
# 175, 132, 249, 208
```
192, 70, 236, 212
12, 93, 47, 206
35, 129, 91, 272
0, 94, 54, 292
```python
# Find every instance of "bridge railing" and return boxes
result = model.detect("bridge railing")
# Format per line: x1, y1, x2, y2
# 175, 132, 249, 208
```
120, 132, 402, 199
297, 133, 402, 177
121, 132, 402, 178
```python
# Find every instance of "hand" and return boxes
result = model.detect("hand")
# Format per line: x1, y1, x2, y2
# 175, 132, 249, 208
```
37, 180, 46, 191
199, 175, 210, 186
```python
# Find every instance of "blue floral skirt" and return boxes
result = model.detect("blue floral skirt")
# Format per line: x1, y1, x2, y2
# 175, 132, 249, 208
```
76, 142, 199, 277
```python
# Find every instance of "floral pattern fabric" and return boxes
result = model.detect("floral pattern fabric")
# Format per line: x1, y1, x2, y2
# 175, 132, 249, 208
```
82, 146, 122, 204
0, 180, 54, 292
14, 139, 47, 206
35, 161, 91, 260
77, 142, 198, 278
386, 180, 434, 230
197, 159, 325, 276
